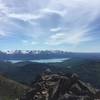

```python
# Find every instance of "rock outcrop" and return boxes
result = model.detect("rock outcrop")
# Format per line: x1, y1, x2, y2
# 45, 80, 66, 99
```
19, 69, 100, 100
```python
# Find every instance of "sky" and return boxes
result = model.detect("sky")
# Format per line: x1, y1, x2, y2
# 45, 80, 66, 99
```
0, 0, 100, 52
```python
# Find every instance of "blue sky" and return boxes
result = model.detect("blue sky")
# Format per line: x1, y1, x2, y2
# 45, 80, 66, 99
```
0, 0, 100, 52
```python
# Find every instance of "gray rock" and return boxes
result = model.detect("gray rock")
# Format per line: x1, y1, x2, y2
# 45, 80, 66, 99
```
19, 72, 100, 100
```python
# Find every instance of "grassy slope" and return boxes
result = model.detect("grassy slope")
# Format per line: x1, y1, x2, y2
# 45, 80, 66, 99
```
0, 75, 31, 100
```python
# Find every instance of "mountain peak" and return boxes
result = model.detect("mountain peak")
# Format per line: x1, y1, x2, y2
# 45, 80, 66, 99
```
19, 71, 100, 100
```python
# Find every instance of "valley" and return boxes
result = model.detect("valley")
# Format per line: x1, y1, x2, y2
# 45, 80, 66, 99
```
0, 52, 100, 99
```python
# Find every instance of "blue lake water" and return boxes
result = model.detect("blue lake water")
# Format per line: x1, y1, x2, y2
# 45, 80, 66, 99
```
5, 58, 69, 63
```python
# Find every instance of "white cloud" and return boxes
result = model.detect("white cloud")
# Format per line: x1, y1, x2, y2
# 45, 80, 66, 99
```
22, 40, 37, 45
50, 27, 62, 32
0, 1, 9, 15
0, 0, 100, 48
31, 41, 37, 45
22, 40, 28, 44
41, 8, 66, 17
0, 30, 10, 37
66, 32, 93, 45
46, 29, 93, 45
0, 31, 6, 36
8, 13, 43, 21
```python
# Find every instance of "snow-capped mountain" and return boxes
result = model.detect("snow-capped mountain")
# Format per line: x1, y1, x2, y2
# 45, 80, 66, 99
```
0, 50, 69, 60
1, 50, 68, 55
0, 50, 100, 60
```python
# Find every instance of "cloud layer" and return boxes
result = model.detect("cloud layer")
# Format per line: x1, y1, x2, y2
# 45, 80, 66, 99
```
0, 0, 100, 51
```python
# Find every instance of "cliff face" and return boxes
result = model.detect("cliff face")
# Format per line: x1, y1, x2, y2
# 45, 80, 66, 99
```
19, 70, 100, 100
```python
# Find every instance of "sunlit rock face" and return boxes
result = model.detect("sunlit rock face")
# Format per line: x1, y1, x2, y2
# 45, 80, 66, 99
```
19, 69, 100, 100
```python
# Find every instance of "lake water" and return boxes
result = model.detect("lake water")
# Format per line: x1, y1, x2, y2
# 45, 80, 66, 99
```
5, 58, 69, 63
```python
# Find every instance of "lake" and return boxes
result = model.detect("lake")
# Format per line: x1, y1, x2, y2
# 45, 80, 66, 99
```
5, 58, 69, 63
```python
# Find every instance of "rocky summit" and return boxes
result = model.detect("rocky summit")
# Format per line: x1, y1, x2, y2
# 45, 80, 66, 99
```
19, 69, 100, 100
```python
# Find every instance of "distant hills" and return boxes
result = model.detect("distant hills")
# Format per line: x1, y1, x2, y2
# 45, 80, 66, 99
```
0, 57, 100, 99
0, 58, 100, 88
0, 50, 100, 60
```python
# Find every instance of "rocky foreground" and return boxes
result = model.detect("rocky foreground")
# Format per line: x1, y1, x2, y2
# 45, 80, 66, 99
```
19, 69, 100, 100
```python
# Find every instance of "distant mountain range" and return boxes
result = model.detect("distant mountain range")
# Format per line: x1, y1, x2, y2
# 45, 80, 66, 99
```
0, 50, 69, 60
0, 50, 100, 60
2, 50, 67, 54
